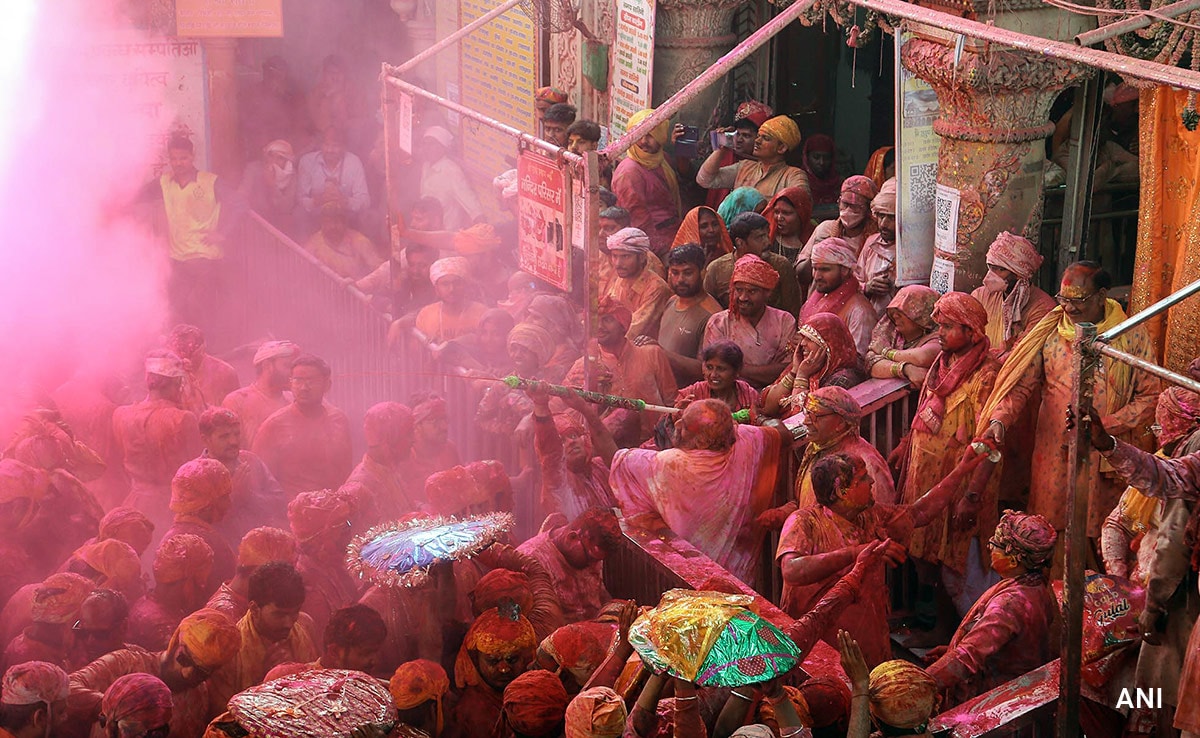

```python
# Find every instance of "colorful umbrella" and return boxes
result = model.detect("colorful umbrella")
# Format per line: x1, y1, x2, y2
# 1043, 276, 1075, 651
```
228, 669, 397, 738
346, 512, 514, 588
628, 589, 802, 687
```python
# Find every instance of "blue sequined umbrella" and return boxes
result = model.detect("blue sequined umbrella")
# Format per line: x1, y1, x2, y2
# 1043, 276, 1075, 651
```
346, 512, 514, 588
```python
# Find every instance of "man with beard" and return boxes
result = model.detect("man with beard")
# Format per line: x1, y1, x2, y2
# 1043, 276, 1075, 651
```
601, 228, 671, 340
641, 243, 722, 384
252, 354, 353, 500
222, 340, 300, 448
800, 238, 877, 358
197, 408, 286, 542
855, 177, 898, 315
702, 253, 796, 388
703, 212, 803, 316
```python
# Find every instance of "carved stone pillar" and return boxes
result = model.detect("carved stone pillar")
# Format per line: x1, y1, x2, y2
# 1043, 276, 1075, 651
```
653, 0, 747, 124
901, 25, 1092, 291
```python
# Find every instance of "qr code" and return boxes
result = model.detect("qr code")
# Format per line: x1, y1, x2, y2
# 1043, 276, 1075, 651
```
935, 193, 953, 232
930, 267, 951, 293
910, 163, 936, 214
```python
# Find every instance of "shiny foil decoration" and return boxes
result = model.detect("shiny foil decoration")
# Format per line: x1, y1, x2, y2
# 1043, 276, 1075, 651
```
346, 512, 514, 589
228, 669, 398, 738
629, 589, 802, 687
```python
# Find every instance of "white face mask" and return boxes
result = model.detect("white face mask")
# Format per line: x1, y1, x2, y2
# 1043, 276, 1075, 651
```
982, 269, 1009, 294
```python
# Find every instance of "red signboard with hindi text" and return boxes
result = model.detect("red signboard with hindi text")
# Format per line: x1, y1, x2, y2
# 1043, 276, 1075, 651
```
517, 151, 572, 292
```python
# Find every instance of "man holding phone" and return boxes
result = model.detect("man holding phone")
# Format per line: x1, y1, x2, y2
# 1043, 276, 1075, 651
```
697, 112, 810, 201
697, 100, 772, 209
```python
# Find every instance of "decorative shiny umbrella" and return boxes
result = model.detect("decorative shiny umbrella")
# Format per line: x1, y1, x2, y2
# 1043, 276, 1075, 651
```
628, 589, 802, 687
227, 669, 397, 738
346, 512, 514, 589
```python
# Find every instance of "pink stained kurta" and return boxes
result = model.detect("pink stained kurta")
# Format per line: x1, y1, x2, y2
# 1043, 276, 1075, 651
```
339, 454, 423, 531
989, 326, 1159, 535
926, 574, 1057, 707
532, 416, 615, 521
222, 383, 290, 448
798, 287, 877, 359
853, 234, 897, 316
969, 284, 1057, 359
796, 434, 896, 508
675, 379, 759, 413
776, 504, 894, 666
702, 308, 796, 369
610, 424, 782, 584
295, 552, 359, 640
603, 268, 672, 340
612, 157, 681, 255
564, 341, 677, 443
189, 354, 241, 410
111, 398, 203, 532
251, 402, 353, 500
517, 528, 609, 623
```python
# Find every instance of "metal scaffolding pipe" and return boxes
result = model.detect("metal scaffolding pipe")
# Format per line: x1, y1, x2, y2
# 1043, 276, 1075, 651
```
1098, 277, 1200, 341
1095, 343, 1200, 394
840, 0, 1200, 91
383, 73, 583, 165
600, 0, 822, 159
389, 0, 526, 75
1075, 0, 1200, 46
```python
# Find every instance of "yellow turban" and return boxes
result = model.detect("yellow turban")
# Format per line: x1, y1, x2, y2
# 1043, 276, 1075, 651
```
169, 608, 241, 670
627, 108, 670, 146
237, 526, 298, 568
758, 115, 801, 151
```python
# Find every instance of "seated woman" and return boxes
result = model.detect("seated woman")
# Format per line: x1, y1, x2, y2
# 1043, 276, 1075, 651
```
673, 205, 733, 265
675, 340, 759, 413
717, 186, 767, 225
865, 284, 940, 386
760, 312, 865, 419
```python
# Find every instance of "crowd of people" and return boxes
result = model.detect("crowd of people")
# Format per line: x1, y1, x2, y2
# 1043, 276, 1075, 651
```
2, 65, 1194, 738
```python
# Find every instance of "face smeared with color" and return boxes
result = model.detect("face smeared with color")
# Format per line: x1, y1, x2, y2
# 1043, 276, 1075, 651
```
1058, 267, 1106, 325
476, 649, 530, 692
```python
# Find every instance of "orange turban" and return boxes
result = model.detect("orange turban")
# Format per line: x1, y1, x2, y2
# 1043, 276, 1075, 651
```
456, 607, 537, 688
363, 402, 414, 448
411, 395, 447, 425
932, 291, 988, 338
730, 253, 779, 290
805, 386, 864, 424
169, 458, 232, 515
473, 568, 534, 616
466, 460, 512, 511
868, 660, 939, 731
1, 661, 68, 705
98, 507, 154, 551
565, 686, 627, 738
169, 608, 241, 670
237, 526, 298, 568
597, 297, 633, 334
31, 572, 93, 625
503, 669, 569, 736
390, 659, 450, 734
0, 458, 47, 506
153, 534, 213, 585
536, 87, 568, 105
427, 466, 486, 516
288, 489, 354, 543
539, 622, 616, 687
76, 540, 143, 597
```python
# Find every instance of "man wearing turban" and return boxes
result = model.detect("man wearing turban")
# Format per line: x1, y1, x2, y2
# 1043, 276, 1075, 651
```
969, 231, 1057, 358
797, 175, 879, 291
501, 669, 569, 736
2, 572, 92, 673
252, 354, 354, 501
222, 338, 300, 448
338, 401, 419, 528
160, 458, 235, 596
562, 298, 677, 446
775, 448, 988, 665
981, 261, 1159, 566
565, 686, 627, 738
925, 510, 1057, 707
854, 177, 899, 315
700, 100, 773, 210
601, 227, 672, 340
898, 292, 1003, 621
412, 256, 489, 345
390, 659, 449, 737
166, 324, 240, 414
703, 245, 798, 389
611, 399, 785, 584
445, 607, 538, 738
112, 351, 203, 535
70, 608, 242, 738
1, 661, 69, 736
287, 489, 358, 638
404, 393, 462, 494
128, 534, 214, 652
704, 211, 803, 317
697, 114, 811, 201
611, 109, 682, 256
205, 526, 297, 624
865, 660, 940, 735
800, 237, 877, 357
99, 673, 172, 738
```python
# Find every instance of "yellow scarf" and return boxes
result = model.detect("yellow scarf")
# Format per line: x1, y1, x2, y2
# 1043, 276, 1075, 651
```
980, 299, 1131, 424
625, 108, 681, 215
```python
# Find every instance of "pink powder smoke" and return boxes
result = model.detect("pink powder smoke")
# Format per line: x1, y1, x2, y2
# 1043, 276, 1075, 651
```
0, 0, 170, 432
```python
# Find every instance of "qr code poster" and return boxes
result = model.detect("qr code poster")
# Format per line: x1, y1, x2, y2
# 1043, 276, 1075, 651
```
934, 184, 960, 255
930, 256, 956, 294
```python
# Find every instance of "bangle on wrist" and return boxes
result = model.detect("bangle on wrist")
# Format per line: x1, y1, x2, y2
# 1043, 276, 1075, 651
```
884, 348, 897, 360
730, 689, 753, 701
673, 695, 698, 702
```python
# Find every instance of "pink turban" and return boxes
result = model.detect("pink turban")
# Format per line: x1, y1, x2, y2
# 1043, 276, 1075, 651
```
502, 669, 570, 735
101, 673, 172, 738
734, 101, 773, 127
989, 509, 1057, 570
253, 340, 300, 366
810, 237, 858, 268
598, 297, 633, 334
805, 386, 864, 424
288, 489, 354, 543
840, 175, 878, 207
986, 232, 1043, 281
871, 177, 897, 215
1, 661, 68, 705
429, 256, 471, 285
931, 291, 989, 337
605, 227, 651, 254
169, 458, 232, 515
1155, 386, 1200, 448
238, 526, 298, 568
730, 253, 780, 290
565, 686, 627, 738
411, 395, 447, 424
363, 402, 414, 448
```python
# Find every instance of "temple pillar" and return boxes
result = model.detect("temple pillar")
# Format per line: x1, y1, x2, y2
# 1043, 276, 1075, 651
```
652, 0, 747, 124
901, 22, 1092, 291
